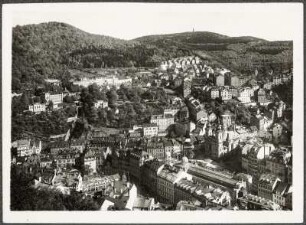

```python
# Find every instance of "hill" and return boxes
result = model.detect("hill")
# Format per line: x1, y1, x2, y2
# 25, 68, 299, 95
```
12, 22, 168, 92
12, 22, 293, 92
134, 31, 265, 45
135, 32, 293, 75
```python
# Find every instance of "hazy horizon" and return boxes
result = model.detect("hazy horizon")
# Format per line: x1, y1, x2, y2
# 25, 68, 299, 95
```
8, 3, 300, 42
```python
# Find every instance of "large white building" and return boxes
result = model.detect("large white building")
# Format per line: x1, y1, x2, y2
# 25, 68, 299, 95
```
73, 76, 132, 88
150, 114, 174, 133
45, 92, 64, 109
143, 124, 159, 137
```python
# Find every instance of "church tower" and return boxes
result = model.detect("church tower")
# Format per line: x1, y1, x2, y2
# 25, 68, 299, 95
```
216, 125, 224, 157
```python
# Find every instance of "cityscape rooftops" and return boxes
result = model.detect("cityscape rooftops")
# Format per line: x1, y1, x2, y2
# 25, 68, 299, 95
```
268, 149, 291, 164
274, 181, 290, 196
142, 123, 158, 128
259, 173, 279, 185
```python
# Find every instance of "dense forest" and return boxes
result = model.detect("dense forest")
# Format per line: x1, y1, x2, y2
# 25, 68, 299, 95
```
11, 169, 100, 210
136, 32, 293, 74
12, 22, 184, 92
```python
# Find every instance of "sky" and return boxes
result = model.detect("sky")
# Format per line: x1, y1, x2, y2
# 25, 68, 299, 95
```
7, 3, 302, 41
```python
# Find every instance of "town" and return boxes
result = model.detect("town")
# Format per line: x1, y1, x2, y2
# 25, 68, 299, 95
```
11, 55, 293, 211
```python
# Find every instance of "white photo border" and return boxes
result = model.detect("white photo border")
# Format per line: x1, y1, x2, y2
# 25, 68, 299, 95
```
2, 2, 304, 224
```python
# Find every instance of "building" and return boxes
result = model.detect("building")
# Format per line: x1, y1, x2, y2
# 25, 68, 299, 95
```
215, 74, 225, 86
45, 93, 64, 109
70, 139, 85, 153
272, 123, 283, 142
258, 173, 280, 201
183, 78, 191, 98
255, 88, 267, 104
178, 106, 189, 122
220, 88, 232, 101
229, 88, 239, 97
203, 125, 228, 159
285, 185, 292, 209
49, 141, 70, 155
273, 75, 282, 86
146, 140, 165, 159
163, 139, 175, 158
141, 159, 165, 196
150, 114, 174, 133
129, 150, 151, 181
14, 139, 42, 157
265, 149, 291, 183
164, 107, 180, 117
94, 100, 108, 109
28, 103, 46, 113
84, 150, 97, 174
55, 153, 78, 169
174, 178, 198, 205
247, 144, 275, 193
221, 110, 233, 130
133, 197, 155, 211
272, 181, 291, 209
238, 88, 252, 103
40, 158, 53, 168
186, 97, 207, 122
73, 76, 132, 88
210, 88, 220, 99
143, 123, 158, 137
230, 75, 240, 87
251, 113, 273, 131
157, 167, 191, 204
45, 79, 61, 86
238, 194, 281, 210
15, 139, 30, 157
80, 173, 121, 194
239, 76, 250, 87
178, 161, 239, 193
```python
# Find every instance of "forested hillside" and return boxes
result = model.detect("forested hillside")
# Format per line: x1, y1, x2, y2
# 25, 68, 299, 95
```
12, 22, 293, 92
12, 22, 175, 92
135, 32, 293, 75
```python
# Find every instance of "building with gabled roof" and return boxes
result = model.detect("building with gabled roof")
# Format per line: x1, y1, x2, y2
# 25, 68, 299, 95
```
258, 173, 280, 200
157, 167, 192, 204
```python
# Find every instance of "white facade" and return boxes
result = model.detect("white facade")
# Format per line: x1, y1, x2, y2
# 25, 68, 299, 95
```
220, 89, 232, 101
238, 88, 252, 103
45, 93, 63, 106
85, 157, 97, 174
150, 115, 174, 132
28, 103, 46, 113
272, 124, 283, 142
73, 76, 132, 88
210, 89, 220, 99
94, 100, 108, 109
143, 125, 159, 137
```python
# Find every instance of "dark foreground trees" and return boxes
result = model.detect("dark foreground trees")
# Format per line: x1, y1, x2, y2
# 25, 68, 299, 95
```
11, 171, 100, 210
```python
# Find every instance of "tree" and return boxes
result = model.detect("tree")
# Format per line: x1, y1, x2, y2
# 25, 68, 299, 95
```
47, 101, 54, 111
107, 89, 118, 107
88, 83, 101, 100
63, 95, 73, 103
168, 123, 187, 138
20, 94, 30, 110
40, 95, 47, 103
33, 96, 41, 103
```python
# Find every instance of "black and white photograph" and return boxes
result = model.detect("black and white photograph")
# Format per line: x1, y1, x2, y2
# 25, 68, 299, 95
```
2, 2, 304, 224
